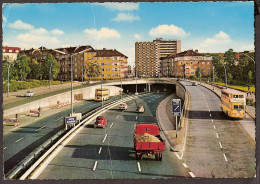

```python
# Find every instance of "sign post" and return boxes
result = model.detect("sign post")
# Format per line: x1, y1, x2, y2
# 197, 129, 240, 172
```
172, 99, 181, 138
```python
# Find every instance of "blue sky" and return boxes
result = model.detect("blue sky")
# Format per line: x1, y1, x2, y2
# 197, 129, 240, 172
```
2, 2, 254, 65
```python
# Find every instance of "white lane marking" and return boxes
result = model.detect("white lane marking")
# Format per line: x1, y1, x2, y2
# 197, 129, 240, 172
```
4, 147, 7, 150
182, 163, 188, 168
216, 133, 219, 138
93, 161, 98, 171
35, 125, 46, 132
116, 115, 119, 119
109, 123, 114, 128
175, 152, 182, 160
213, 125, 216, 130
15, 137, 24, 143
102, 134, 108, 143
223, 153, 228, 161
189, 172, 196, 178
137, 162, 141, 172
219, 142, 223, 149
55, 117, 63, 122
210, 114, 212, 117
136, 116, 138, 120
211, 119, 214, 123
98, 147, 102, 154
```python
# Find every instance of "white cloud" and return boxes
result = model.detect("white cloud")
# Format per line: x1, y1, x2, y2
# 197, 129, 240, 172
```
8, 20, 34, 30
198, 31, 232, 52
83, 27, 121, 39
98, 3, 139, 11
30, 28, 49, 35
51, 28, 64, 35
134, 34, 142, 40
112, 13, 140, 22
149, 24, 190, 38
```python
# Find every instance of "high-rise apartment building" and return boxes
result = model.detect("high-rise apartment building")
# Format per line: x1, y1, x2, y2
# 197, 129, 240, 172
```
135, 38, 181, 77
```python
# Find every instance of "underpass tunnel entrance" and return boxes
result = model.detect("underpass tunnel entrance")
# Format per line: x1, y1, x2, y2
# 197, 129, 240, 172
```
115, 83, 176, 94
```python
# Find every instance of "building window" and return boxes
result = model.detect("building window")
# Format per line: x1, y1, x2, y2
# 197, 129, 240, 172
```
202, 62, 205, 64
106, 57, 110, 60
102, 74, 104, 77
197, 61, 199, 64
191, 67, 194, 69
75, 69, 77, 72
101, 63, 104, 66
106, 68, 110, 71
191, 72, 194, 74
191, 62, 193, 64
186, 62, 189, 64
75, 74, 77, 77
203, 67, 205, 69
75, 63, 77, 66
107, 74, 110, 77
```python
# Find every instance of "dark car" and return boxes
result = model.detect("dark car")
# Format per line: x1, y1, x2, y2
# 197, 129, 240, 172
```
94, 116, 107, 128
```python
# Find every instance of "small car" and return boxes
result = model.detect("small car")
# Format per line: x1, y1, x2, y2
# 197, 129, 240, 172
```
192, 82, 198, 86
118, 103, 128, 110
25, 91, 34, 97
136, 105, 145, 113
176, 78, 180, 81
94, 116, 107, 128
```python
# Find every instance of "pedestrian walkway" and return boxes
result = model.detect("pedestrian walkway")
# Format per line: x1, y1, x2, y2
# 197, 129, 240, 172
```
199, 82, 255, 120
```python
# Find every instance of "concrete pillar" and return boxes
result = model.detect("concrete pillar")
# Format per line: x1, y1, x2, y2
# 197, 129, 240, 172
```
148, 84, 151, 92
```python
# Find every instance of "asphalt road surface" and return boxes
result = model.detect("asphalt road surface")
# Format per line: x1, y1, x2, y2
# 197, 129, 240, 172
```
4, 94, 127, 175
36, 93, 191, 179
180, 81, 255, 178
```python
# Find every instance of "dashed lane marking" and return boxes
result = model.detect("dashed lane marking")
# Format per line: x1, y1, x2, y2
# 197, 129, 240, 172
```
189, 172, 196, 178
15, 137, 23, 143
213, 125, 216, 130
98, 147, 102, 154
102, 134, 108, 143
136, 116, 138, 120
4, 147, 6, 150
35, 125, 46, 132
109, 123, 114, 128
219, 142, 223, 149
211, 119, 214, 123
210, 114, 212, 117
137, 162, 141, 172
182, 163, 188, 168
216, 133, 219, 138
223, 153, 228, 161
116, 115, 119, 119
93, 161, 98, 171
55, 117, 63, 122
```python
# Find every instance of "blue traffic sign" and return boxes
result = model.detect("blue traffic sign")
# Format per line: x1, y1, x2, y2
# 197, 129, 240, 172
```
172, 99, 181, 116
65, 116, 77, 124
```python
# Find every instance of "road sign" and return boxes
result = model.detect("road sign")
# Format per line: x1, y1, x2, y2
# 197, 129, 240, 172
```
65, 116, 77, 124
172, 99, 181, 116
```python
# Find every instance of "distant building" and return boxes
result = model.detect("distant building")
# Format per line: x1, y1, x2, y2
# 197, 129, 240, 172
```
160, 49, 213, 78
2, 46, 21, 61
127, 65, 134, 78
135, 38, 181, 77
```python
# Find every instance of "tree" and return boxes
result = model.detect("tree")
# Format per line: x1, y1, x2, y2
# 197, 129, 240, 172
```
28, 59, 42, 79
85, 62, 101, 81
248, 70, 253, 84
14, 54, 31, 81
2, 60, 16, 81
195, 67, 202, 79
41, 54, 60, 80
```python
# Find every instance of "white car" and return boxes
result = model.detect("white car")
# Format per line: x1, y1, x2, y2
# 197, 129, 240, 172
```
25, 91, 34, 97
118, 103, 128, 110
192, 82, 198, 86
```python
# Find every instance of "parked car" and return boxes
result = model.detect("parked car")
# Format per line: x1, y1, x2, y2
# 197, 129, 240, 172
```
25, 91, 34, 97
136, 105, 145, 113
94, 116, 107, 128
176, 78, 180, 81
192, 82, 198, 86
118, 103, 128, 110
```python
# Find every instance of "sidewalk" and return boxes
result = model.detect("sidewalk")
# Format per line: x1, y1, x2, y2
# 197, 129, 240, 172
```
199, 82, 255, 120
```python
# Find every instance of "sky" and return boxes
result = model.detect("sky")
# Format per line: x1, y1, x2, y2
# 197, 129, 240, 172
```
2, 2, 254, 66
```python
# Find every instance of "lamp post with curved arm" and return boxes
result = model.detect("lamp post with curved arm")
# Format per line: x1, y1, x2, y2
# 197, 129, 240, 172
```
210, 56, 228, 89
7, 60, 13, 98
240, 53, 255, 64
49, 62, 54, 89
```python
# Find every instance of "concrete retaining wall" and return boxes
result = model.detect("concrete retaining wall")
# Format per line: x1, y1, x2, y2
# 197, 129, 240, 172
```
4, 85, 122, 117
176, 84, 185, 99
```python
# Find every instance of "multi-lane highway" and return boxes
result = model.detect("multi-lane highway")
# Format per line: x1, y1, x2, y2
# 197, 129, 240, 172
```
34, 93, 191, 179
180, 81, 255, 178
4, 95, 127, 175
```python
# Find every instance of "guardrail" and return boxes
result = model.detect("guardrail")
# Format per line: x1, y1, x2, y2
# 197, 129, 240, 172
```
6, 93, 148, 179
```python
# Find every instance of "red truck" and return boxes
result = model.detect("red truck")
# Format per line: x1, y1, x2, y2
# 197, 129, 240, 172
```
133, 124, 165, 160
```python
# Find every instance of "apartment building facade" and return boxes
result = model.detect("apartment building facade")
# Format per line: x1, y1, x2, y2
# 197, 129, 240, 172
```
135, 38, 181, 77
160, 50, 213, 78
2, 46, 21, 61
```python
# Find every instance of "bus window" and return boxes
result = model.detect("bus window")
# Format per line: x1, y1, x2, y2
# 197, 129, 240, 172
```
234, 105, 238, 109
234, 105, 244, 110
239, 105, 244, 110
239, 95, 244, 98
233, 95, 239, 98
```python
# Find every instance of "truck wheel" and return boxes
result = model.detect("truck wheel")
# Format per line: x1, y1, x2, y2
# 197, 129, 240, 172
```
155, 154, 159, 160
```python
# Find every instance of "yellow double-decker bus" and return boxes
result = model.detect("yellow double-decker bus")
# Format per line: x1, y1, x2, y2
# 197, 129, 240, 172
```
221, 89, 246, 119
94, 88, 110, 101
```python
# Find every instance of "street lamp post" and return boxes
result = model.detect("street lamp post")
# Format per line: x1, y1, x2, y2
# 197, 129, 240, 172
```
7, 62, 12, 98
135, 64, 138, 95
212, 65, 215, 90
82, 53, 85, 84
241, 53, 255, 64
120, 60, 123, 99
49, 62, 54, 89
70, 55, 74, 116
223, 64, 227, 89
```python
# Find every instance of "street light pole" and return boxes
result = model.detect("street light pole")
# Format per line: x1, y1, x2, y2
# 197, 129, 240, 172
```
49, 62, 54, 89
71, 54, 74, 116
120, 60, 122, 99
241, 53, 255, 63
223, 64, 227, 89
212, 65, 215, 90
82, 53, 85, 84
7, 62, 12, 98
